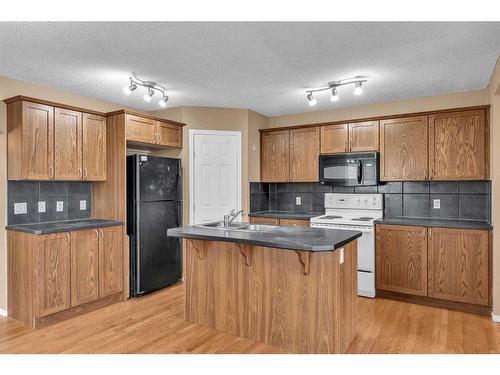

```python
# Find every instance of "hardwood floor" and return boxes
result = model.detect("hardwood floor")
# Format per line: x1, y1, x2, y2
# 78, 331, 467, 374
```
0, 282, 499, 354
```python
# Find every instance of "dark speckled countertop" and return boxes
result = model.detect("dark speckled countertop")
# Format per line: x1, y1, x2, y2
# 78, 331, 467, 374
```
6, 218, 125, 235
374, 217, 492, 230
167, 224, 361, 252
248, 211, 323, 220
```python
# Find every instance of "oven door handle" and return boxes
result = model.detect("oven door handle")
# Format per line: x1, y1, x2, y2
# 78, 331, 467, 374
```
357, 160, 363, 184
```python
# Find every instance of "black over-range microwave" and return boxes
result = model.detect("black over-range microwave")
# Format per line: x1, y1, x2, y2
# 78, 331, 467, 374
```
319, 152, 379, 186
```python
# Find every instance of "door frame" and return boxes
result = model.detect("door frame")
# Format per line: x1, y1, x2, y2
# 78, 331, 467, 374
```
189, 129, 242, 225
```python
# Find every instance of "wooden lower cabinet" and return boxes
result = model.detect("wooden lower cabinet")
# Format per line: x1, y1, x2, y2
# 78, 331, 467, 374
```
34, 233, 72, 317
249, 217, 310, 226
98, 226, 124, 298
8, 225, 124, 328
376, 225, 428, 296
71, 229, 100, 307
376, 224, 491, 313
428, 228, 490, 306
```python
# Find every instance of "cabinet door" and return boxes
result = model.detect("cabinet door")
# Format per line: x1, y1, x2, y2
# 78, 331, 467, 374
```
320, 124, 348, 154
125, 114, 157, 144
279, 219, 310, 227
54, 107, 82, 180
429, 110, 487, 180
349, 121, 379, 152
376, 225, 427, 296
428, 228, 489, 306
34, 233, 71, 317
250, 217, 280, 225
82, 113, 106, 181
21, 101, 54, 180
380, 116, 428, 181
157, 121, 183, 148
290, 127, 320, 182
98, 226, 124, 298
261, 130, 290, 182
71, 229, 100, 307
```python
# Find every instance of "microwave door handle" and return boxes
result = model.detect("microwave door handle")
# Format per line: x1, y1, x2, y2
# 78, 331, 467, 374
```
357, 161, 363, 184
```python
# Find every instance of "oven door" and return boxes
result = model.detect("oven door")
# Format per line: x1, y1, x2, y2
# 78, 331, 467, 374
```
319, 155, 362, 186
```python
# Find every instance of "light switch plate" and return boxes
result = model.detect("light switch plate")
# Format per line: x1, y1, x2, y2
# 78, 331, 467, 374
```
56, 201, 64, 212
433, 199, 441, 209
79, 200, 87, 210
296, 196, 301, 205
38, 201, 46, 213
14, 202, 27, 215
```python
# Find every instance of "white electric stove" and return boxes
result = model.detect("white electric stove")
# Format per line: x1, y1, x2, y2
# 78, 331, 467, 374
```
310, 193, 383, 298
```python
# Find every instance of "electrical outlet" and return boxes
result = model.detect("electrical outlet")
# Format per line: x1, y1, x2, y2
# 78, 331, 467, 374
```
433, 199, 441, 209
79, 200, 87, 210
56, 201, 64, 212
14, 202, 27, 215
296, 196, 301, 205
339, 247, 344, 264
38, 201, 46, 213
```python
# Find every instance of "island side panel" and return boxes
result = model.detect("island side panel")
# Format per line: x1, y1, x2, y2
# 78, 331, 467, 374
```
184, 239, 358, 354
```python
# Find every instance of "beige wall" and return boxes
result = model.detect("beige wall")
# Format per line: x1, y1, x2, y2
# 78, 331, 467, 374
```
488, 59, 500, 317
269, 90, 489, 127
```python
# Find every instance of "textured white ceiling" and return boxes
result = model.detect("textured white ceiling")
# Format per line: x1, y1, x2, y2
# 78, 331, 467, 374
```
0, 22, 499, 116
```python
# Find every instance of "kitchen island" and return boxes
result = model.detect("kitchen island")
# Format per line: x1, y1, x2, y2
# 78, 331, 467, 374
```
168, 223, 361, 354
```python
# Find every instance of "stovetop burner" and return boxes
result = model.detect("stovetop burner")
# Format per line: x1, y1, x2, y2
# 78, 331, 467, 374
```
319, 215, 343, 220
351, 217, 375, 221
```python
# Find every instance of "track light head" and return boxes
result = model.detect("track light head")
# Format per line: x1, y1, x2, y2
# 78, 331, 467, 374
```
123, 81, 137, 95
143, 88, 155, 102
307, 92, 317, 106
354, 81, 363, 96
330, 87, 339, 102
159, 95, 169, 108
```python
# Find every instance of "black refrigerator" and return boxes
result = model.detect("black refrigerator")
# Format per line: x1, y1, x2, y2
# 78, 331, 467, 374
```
127, 154, 182, 297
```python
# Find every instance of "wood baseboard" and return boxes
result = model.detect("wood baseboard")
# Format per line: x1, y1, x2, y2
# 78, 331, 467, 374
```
376, 290, 492, 316
34, 293, 123, 329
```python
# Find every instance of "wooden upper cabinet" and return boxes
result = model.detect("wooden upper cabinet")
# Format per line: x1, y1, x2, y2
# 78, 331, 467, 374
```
290, 127, 320, 182
125, 114, 157, 144
82, 113, 106, 181
34, 233, 71, 317
98, 226, 124, 298
428, 228, 490, 306
261, 130, 290, 182
380, 116, 428, 181
157, 121, 183, 148
321, 124, 348, 154
7, 101, 55, 180
54, 107, 82, 180
376, 225, 428, 296
348, 121, 379, 152
71, 229, 100, 307
429, 110, 488, 180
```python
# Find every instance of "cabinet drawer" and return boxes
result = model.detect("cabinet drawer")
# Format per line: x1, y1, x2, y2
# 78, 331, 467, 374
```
279, 219, 310, 227
250, 217, 280, 225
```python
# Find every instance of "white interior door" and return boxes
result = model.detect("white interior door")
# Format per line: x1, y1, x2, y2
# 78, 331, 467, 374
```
190, 130, 241, 225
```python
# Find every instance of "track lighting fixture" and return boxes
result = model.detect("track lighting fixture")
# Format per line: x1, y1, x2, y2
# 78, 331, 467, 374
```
305, 76, 368, 105
330, 87, 339, 102
123, 73, 170, 107
307, 92, 317, 106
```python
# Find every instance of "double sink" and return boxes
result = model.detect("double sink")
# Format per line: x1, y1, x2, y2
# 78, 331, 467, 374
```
197, 221, 278, 232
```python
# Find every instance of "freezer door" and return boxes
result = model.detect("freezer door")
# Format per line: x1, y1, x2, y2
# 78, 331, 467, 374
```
139, 155, 181, 202
136, 200, 182, 295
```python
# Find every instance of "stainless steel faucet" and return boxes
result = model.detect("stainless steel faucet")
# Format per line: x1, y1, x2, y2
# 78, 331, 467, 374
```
223, 209, 246, 227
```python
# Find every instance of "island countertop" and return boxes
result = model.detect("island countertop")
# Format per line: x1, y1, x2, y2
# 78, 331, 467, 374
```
167, 224, 361, 251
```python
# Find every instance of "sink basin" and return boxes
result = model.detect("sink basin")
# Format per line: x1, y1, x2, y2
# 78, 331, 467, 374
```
197, 221, 248, 230
196, 222, 278, 232
238, 224, 278, 232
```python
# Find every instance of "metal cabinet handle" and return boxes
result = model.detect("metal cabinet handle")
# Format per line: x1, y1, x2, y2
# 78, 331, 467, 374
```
83, 168, 87, 180
66, 232, 71, 245
95, 229, 99, 240
157, 132, 161, 144
49, 166, 54, 179
99, 228, 104, 240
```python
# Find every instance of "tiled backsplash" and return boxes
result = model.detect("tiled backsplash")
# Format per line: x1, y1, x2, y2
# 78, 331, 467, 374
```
250, 181, 491, 221
8, 181, 92, 225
